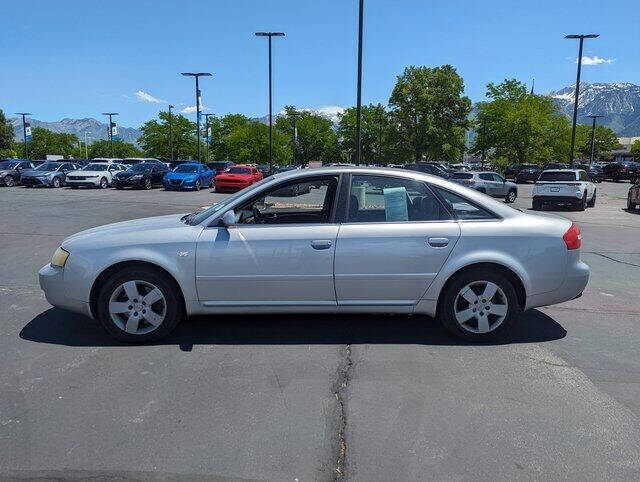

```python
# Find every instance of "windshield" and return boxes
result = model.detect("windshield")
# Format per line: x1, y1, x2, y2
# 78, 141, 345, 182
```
226, 167, 251, 174
187, 177, 274, 225
174, 165, 199, 173
0, 161, 19, 169
128, 164, 151, 172
452, 172, 473, 179
538, 171, 576, 182
35, 163, 60, 171
83, 164, 108, 171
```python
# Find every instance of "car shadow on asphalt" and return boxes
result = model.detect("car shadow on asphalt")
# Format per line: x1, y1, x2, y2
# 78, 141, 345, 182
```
20, 308, 566, 351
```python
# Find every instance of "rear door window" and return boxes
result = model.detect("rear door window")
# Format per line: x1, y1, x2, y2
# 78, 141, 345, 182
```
432, 188, 497, 220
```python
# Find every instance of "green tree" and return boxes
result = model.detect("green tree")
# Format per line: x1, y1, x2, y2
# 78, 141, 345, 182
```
389, 65, 471, 162
225, 121, 289, 165
208, 114, 250, 161
574, 124, 621, 161
87, 139, 143, 159
138, 111, 199, 159
28, 127, 79, 159
275, 106, 339, 165
0, 109, 15, 157
471, 79, 571, 165
631, 139, 640, 156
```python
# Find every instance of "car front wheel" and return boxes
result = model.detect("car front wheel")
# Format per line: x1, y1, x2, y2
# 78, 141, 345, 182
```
144, 178, 152, 190
505, 189, 517, 203
438, 269, 518, 342
3, 175, 15, 187
97, 266, 183, 342
100, 177, 108, 189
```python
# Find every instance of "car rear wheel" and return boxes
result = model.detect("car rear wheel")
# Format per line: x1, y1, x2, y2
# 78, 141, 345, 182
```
628, 193, 638, 211
4, 175, 15, 187
587, 190, 596, 207
532, 199, 542, 210
438, 269, 518, 342
577, 193, 587, 211
195, 179, 201, 191
144, 178, 152, 190
52, 177, 61, 188
100, 177, 108, 189
505, 189, 517, 203
97, 266, 183, 343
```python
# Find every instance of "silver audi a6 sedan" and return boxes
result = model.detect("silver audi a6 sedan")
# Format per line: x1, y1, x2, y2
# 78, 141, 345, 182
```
39, 167, 589, 343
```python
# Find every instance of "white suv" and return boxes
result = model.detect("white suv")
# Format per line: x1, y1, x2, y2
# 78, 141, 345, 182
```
532, 169, 596, 211
66, 163, 125, 189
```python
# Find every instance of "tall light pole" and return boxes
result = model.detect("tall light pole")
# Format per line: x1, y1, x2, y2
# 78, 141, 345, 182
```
565, 34, 599, 165
585, 114, 604, 164
168, 105, 174, 161
354, 0, 364, 166
181, 72, 212, 162
15, 113, 32, 159
202, 113, 214, 162
101, 112, 118, 157
255, 31, 285, 173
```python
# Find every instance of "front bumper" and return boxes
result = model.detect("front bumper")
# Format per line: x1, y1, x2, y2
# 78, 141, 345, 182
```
22, 177, 51, 187
215, 180, 250, 191
38, 264, 93, 318
67, 178, 101, 187
164, 179, 199, 190
113, 178, 144, 188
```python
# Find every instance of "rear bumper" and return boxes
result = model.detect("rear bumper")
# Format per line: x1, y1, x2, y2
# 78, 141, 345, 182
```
525, 257, 590, 310
533, 195, 582, 204
38, 264, 93, 318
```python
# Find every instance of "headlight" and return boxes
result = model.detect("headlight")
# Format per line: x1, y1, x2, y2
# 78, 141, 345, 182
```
130, 174, 143, 180
51, 246, 70, 267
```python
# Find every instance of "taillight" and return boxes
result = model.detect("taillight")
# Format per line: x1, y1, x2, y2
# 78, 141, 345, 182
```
563, 222, 582, 250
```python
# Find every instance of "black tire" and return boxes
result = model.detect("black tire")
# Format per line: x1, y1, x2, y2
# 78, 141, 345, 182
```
4, 175, 15, 187
612, 173, 620, 183
100, 177, 108, 189
505, 189, 517, 203
587, 190, 596, 207
96, 265, 184, 343
515, 176, 522, 184
115, 185, 124, 190
532, 199, 542, 211
577, 193, 587, 211
52, 177, 61, 188
144, 178, 152, 190
437, 268, 519, 342
628, 193, 637, 211
195, 179, 201, 191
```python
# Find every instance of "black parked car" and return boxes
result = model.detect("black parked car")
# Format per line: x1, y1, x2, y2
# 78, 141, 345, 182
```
256, 164, 273, 178
603, 162, 639, 183
404, 163, 449, 178
206, 161, 235, 177
0, 160, 35, 186
575, 163, 604, 183
120, 157, 164, 167
503, 163, 541, 183
543, 162, 569, 170
21, 161, 79, 188
112, 163, 168, 190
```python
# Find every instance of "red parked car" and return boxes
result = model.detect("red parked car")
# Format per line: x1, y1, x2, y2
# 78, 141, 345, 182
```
214, 165, 263, 192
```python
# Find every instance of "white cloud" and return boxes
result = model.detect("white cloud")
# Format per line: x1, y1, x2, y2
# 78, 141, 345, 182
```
135, 90, 166, 103
180, 105, 211, 114
277, 105, 346, 123
576, 56, 615, 66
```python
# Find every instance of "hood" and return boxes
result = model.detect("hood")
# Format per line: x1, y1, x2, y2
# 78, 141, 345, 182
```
62, 214, 193, 249
69, 169, 104, 176
165, 171, 198, 180
0, 169, 15, 175
22, 169, 53, 177
217, 172, 250, 179
115, 171, 143, 179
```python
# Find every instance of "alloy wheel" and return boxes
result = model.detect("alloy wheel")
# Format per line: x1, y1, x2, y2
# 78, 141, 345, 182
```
100, 177, 108, 189
507, 190, 516, 202
144, 178, 152, 190
4, 175, 15, 187
108, 280, 166, 335
454, 281, 508, 334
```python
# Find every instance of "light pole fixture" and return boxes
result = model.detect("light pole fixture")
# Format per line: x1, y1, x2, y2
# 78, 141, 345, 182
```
255, 31, 285, 172
202, 113, 214, 162
585, 114, 604, 164
101, 112, 119, 157
168, 105, 174, 161
565, 33, 599, 165
181, 72, 212, 162
15, 112, 32, 159
354, 0, 364, 166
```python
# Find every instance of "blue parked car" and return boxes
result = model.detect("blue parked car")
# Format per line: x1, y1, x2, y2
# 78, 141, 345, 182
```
163, 162, 214, 191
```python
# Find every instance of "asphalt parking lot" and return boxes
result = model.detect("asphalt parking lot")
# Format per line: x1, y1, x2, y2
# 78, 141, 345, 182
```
1, 180, 640, 480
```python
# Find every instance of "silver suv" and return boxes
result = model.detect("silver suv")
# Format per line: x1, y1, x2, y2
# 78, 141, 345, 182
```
450, 171, 518, 203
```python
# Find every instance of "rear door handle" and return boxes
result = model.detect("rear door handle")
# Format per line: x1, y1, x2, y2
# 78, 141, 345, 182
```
428, 237, 449, 248
311, 240, 332, 250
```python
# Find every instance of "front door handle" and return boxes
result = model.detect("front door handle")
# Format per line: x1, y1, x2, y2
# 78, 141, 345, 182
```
428, 237, 449, 248
311, 240, 332, 250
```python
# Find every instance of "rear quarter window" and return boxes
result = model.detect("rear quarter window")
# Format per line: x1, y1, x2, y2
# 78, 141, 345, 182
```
433, 187, 497, 221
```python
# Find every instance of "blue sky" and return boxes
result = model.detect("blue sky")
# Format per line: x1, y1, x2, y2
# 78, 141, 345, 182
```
1, 0, 637, 127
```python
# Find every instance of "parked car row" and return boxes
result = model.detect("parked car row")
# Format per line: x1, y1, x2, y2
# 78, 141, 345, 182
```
503, 161, 638, 184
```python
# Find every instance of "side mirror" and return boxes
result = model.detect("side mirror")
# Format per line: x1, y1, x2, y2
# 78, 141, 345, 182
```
220, 210, 236, 227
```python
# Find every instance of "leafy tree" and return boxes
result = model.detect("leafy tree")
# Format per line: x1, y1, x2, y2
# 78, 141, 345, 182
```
138, 111, 199, 159
87, 139, 143, 159
275, 106, 339, 165
471, 79, 571, 164
225, 121, 289, 165
28, 127, 79, 159
0, 110, 15, 157
631, 139, 640, 157
389, 65, 471, 162
574, 124, 621, 161
208, 114, 251, 161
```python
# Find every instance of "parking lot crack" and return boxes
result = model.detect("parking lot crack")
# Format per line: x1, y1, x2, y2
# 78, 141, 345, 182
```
590, 252, 640, 269
332, 344, 353, 480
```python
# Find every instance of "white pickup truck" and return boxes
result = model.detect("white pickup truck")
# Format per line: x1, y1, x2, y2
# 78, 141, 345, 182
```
532, 169, 596, 211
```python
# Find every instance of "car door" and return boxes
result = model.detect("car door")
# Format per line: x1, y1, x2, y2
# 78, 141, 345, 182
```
492, 173, 508, 196
478, 173, 497, 195
195, 175, 341, 306
334, 174, 460, 307
152, 165, 165, 185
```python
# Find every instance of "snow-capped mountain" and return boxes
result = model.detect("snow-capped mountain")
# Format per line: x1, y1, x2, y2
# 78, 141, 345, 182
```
256, 106, 346, 125
10, 117, 142, 145
548, 82, 640, 135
